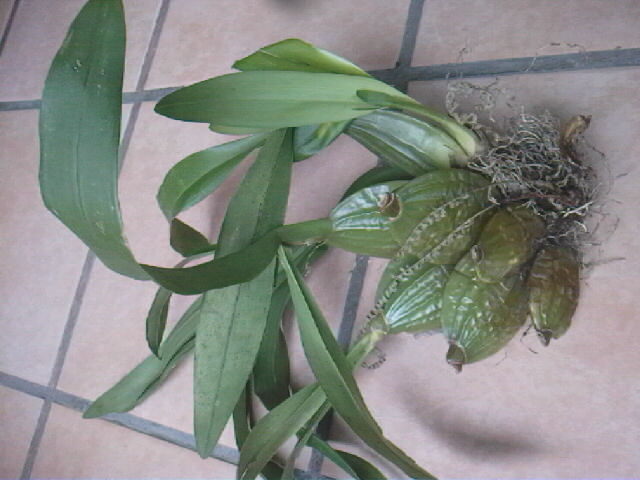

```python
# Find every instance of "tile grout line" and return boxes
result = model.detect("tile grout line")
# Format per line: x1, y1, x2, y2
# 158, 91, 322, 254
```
0, 371, 334, 480
0, 371, 239, 469
20, 253, 96, 479
0, 0, 20, 57
393, 0, 426, 91
18, 1, 172, 478
118, 0, 171, 164
3, 48, 640, 113
1, 369, 336, 479
306, 0, 424, 475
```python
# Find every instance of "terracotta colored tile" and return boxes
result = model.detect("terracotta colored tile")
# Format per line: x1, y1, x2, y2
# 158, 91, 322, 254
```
0, 0, 160, 101
31, 404, 237, 479
146, 0, 410, 89
414, 0, 640, 67
0, 386, 42, 480
0, 109, 87, 383
313, 69, 640, 477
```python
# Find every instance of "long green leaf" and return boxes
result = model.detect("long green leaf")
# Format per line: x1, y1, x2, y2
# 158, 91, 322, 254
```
85, 244, 317, 419
238, 384, 327, 480
141, 230, 280, 294
154, 71, 412, 129
306, 435, 387, 480
234, 39, 368, 162
194, 129, 293, 458
39, 0, 147, 280
238, 332, 378, 480
157, 134, 268, 219
83, 297, 202, 418
252, 282, 292, 410
253, 244, 327, 410
282, 406, 331, 480
234, 38, 369, 77
278, 247, 435, 479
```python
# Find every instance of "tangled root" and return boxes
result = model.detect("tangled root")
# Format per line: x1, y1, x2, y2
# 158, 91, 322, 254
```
468, 112, 599, 251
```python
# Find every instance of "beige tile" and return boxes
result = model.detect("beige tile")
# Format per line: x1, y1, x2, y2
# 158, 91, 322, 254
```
31, 404, 237, 478
0, 386, 42, 479
146, 0, 410, 89
0, 0, 160, 101
316, 69, 640, 477
414, 0, 640, 67
0, 109, 87, 383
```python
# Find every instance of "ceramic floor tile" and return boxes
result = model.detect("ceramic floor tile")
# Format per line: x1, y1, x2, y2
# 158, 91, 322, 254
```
0, 109, 87, 384
146, 0, 410, 90
0, 386, 42, 480
0, 0, 160, 101
31, 404, 237, 479
413, 0, 640, 67
316, 69, 640, 477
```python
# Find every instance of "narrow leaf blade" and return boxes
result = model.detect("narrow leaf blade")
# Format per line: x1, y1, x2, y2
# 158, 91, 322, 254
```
157, 134, 267, 219
278, 247, 435, 479
141, 230, 280, 295
154, 71, 412, 129
194, 129, 293, 458
234, 38, 369, 77
238, 384, 327, 480
83, 297, 202, 418
39, 0, 147, 280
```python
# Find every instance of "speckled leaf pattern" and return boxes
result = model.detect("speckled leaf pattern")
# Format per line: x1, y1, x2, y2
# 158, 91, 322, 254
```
389, 169, 491, 249
382, 262, 452, 334
442, 272, 529, 365
528, 246, 580, 344
327, 170, 491, 259
455, 206, 545, 282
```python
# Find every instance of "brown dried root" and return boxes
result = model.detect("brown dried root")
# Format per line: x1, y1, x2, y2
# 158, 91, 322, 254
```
468, 111, 599, 252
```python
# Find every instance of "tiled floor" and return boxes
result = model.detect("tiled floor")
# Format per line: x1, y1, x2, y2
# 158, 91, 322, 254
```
1, 0, 639, 479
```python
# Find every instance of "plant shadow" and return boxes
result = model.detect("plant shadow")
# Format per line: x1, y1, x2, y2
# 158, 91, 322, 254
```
401, 390, 547, 460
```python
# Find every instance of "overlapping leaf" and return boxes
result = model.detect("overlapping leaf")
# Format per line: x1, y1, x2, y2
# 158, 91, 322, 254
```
193, 129, 293, 458
278, 247, 435, 479
157, 134, 268, 219
83, 297, 202, 418
154, 71, 414, 129
234, 38, 369, 77
169, 219, 215, 257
